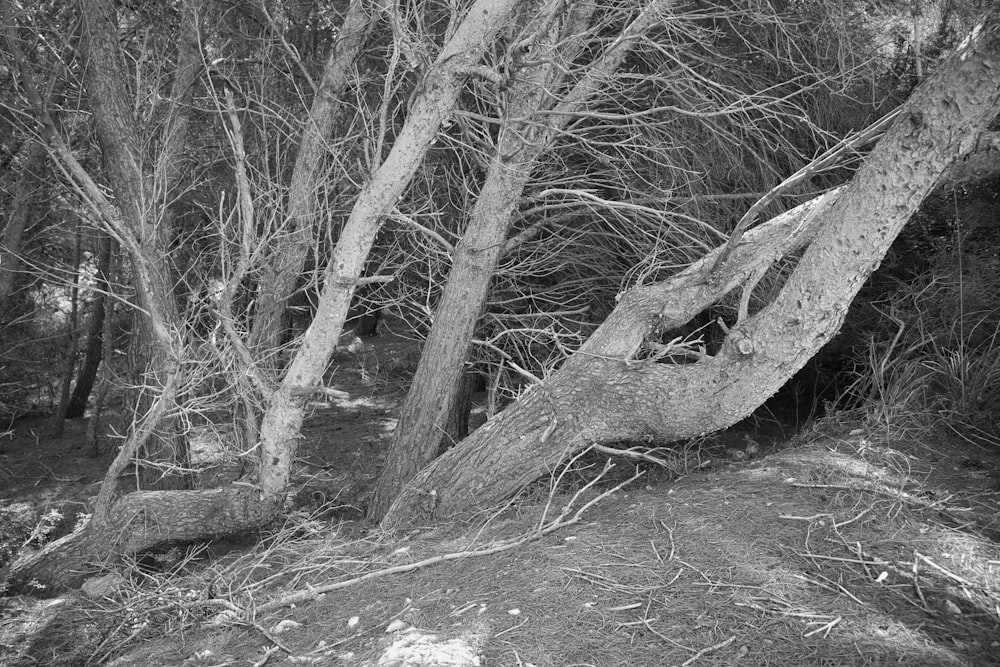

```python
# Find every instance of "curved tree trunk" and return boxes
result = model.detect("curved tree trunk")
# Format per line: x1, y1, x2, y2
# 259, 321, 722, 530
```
4, 486, 268, 594
369, 0, 675, 519
381, 16, 1000, 526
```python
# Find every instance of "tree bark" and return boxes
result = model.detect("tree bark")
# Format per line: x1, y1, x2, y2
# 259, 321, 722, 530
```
66, 232, 113, 419
381, 14, 1000, 527
369, 0, 677, 519
79, 0, 204, 489
248, 0, 375, 358
255, 0, 529, 505
4, 486, 268, 595
6, 0, 525, 594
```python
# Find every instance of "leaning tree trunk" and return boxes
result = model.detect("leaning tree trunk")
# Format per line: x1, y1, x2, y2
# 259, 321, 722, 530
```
255, 0, 531, 505
369, 0, 674, 519
381, 14, 1000, 527
248, 0, 375, 358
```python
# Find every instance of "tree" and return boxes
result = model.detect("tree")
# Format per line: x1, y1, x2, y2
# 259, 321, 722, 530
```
4, 0, 527, 593
370, 0, 682, 518
75, 0, 202, 489
379, 11, 1000, 526
246, 0, 374, 359
367, 0, 922, 517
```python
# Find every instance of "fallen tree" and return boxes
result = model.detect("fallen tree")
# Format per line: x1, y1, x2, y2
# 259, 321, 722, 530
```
380, 14, 1000, 527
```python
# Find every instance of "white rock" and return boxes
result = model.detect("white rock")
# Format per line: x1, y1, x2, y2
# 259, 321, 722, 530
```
377, 631, 480, 667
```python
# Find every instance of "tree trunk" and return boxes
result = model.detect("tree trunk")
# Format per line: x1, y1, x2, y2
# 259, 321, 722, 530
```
255, 0, 532, 504
0, 139, 46, 314
66, 233, 112, 419
78, 0, 204, 490
369, 0, 676, 519
4, 486, 268, 595
85, 241, 119, 456
51, 223, 83, 436
381, 15, 1000, 527
248, 0, 375, 358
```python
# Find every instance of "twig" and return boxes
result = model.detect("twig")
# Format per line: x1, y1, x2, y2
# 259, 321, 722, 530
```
914, 551, 977, 589
803, 616, 841, 639
672, 635, 736, 667
592, 444, 674, 470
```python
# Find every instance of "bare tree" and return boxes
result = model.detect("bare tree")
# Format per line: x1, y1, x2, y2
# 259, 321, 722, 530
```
370, 0, 682, 518
368, 0, 903, 516
380, 12, 1000, 526
247, 0, 375, 358
4, 0, 527, 593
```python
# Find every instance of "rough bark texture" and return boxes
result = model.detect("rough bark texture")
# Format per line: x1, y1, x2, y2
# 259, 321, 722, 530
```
249, 0, 375, 357
369, 0, 675, 519
80, 0, 201, 490
4, 487, 269, 595
381, 16, 1000, 527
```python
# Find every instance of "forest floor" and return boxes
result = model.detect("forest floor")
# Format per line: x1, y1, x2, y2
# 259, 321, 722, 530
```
2, 329, 1000, 666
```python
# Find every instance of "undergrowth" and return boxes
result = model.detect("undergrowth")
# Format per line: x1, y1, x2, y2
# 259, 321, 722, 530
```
843, 218, 1000, 448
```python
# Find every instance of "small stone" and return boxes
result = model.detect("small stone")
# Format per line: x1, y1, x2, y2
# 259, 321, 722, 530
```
385, 619, 410, 633
271, 619, 302, 634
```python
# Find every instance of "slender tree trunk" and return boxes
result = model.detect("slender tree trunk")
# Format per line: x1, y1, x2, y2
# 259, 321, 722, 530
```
248, 0, 375, 358
369, 0, 675, 518
256, 0, 531, 504
67, 232, 113, 419
85, 240, 119, 456
381, 15, 1000, 526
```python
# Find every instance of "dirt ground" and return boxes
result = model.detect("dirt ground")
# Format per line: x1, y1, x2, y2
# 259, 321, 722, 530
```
2, 331, 1000, 666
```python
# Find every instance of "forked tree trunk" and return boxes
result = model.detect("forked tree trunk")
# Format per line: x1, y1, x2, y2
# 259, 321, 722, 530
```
380, 14, 1000, 527
255, 0, 531, 505
369, 0, 675, 519
77, 0, 202, 490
